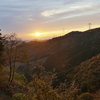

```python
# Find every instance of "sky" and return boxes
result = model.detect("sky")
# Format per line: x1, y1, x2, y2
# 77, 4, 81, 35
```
0, 0, 100, 40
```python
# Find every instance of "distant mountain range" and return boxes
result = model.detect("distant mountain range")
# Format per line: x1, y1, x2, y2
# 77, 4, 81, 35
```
17, 27, 100, 93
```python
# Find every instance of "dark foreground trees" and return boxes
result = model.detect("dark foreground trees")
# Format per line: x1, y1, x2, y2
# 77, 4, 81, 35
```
12, 65, 79, 100
0, 34, 4, 66
0, 34, 5, 89
3, 34, 23, 85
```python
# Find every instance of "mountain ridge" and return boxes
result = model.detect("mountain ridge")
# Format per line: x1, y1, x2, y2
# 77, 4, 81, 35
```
17, 27, 100, 90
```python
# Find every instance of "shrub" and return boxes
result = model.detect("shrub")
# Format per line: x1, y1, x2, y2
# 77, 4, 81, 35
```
79, 92, 94, 100
12, 93, 29, 100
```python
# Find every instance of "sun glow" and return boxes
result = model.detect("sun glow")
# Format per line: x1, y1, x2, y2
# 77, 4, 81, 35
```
34, 32, 43, 36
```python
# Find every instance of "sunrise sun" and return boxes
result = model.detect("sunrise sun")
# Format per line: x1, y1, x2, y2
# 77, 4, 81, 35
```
34, 32, 43, 36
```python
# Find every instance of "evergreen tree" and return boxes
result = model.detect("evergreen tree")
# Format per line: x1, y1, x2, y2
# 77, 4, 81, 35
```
0, 34, 4, 67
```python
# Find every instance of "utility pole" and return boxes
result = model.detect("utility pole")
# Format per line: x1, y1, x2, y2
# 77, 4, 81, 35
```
0, 29, 1, 35
89, 23, 91, 30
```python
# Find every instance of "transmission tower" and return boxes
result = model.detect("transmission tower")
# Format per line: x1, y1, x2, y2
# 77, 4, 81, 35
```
0, 29, 1, 35
89, 23, 91, 30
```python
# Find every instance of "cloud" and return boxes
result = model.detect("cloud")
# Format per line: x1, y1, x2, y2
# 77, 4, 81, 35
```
28, 18, 34, 21
41, 10, 66, 17
41, 2, 100, 24
0, 0, 100, 40
70, 2, 93, 8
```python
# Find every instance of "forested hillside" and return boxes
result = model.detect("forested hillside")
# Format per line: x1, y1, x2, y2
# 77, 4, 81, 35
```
1, 28, 100, 100
17, 28, 100, 68
17, 28, 100, 81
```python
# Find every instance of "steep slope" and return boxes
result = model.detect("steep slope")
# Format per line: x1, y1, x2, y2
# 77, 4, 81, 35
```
21, 27, 100, 66
44, 28, 100, 71
17, 27, 100, 84
71, 54, 100, 93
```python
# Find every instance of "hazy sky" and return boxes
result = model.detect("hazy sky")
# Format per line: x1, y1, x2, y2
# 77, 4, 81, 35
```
1, 0, 100, 40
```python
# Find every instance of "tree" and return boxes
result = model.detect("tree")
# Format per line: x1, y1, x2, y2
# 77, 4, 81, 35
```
56, 80, 78, 100
79, 92, 94, 100
0, 34, 5, 89
12, 93, 29, 100
27, 65, 78, 100
0, 34, 4, 66
3, 34, 23, 85
28, 65, 58, 100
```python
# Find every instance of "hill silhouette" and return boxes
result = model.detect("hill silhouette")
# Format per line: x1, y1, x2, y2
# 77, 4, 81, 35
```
1, 27, 100, 100
17, 27, 100, 90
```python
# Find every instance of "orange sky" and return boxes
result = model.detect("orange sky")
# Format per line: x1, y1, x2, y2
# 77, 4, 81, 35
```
18, 24, 100, 40
1, 0, 100, 40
